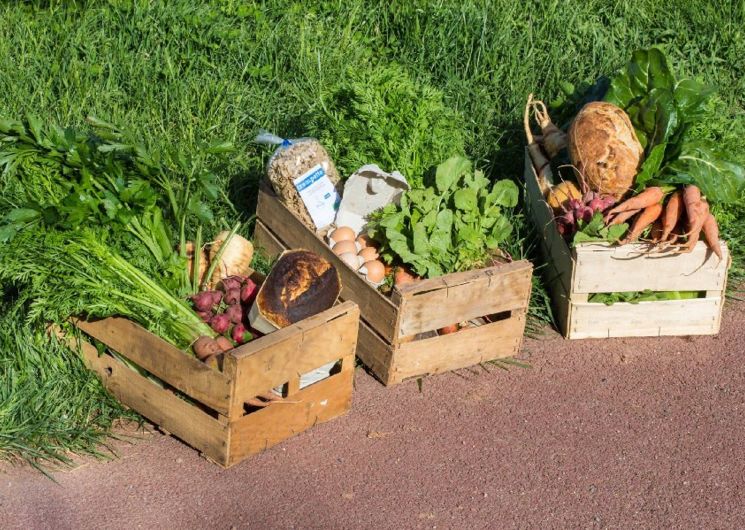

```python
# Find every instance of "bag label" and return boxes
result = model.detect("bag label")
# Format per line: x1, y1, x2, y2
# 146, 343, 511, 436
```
293, 163, 340, 229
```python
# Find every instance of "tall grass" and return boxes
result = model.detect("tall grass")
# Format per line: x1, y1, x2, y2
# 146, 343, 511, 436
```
1, 0, 743, 462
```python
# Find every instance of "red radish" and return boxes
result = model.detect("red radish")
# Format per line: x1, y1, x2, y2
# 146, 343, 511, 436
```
232, 323, 253, 345
210, 313, 231, 334
225, 304, 243, 324
224, 287, 241, 305
240, 279, 259, 303
191, 290, 219, 312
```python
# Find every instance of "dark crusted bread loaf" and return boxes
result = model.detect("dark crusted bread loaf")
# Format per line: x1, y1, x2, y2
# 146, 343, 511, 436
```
256, 250, 341, 328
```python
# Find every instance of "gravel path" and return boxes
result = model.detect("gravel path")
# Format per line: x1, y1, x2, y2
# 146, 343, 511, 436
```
3, 301, 744, 529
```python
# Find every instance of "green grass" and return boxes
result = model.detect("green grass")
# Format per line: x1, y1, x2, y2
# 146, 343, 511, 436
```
1, 0, 743, 464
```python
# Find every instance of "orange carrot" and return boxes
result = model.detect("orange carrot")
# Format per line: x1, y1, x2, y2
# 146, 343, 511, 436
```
682, 185, 709, 253
606, 207, 640, 226
620, 202, 663, 244
660, 190, 683, 242
701, 213, 722, 260
606, 186, 664, 217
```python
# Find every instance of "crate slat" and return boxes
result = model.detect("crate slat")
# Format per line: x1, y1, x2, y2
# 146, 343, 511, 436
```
74, 316, 232, 415
225, 301, 359, 408
395, 261, 532, 337
79, 335, 229, 465
227, 367, 353, 466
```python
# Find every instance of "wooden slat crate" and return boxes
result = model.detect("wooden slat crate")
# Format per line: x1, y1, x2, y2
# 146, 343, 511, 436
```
254, 181, 533, 385
72, 298, 359, 467
523, 151, 730, 339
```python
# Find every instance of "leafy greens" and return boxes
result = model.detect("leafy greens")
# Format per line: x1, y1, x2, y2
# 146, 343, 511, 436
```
367, 156, 518, 277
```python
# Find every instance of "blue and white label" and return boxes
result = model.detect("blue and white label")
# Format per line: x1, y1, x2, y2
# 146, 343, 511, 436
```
293, 163, 340, 229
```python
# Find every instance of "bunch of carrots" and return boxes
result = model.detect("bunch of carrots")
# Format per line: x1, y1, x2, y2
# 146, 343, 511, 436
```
604, 184, 722, 260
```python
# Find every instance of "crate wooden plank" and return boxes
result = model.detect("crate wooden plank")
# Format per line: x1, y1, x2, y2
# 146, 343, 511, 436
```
74, 317, 232, 415
79, 336, 229, 465
568, 297, 722, 339
256, 182, 399, 342
225, 302, 359, 408
355, 320, 397, 385
389, 311, 526, 383
227, 368, 353, 466
395, 260, 532, 337
572, 242, 729, 294
253, 219, 286, 258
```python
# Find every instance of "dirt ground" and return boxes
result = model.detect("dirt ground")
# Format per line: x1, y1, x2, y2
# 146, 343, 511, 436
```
2, 300, 744, 529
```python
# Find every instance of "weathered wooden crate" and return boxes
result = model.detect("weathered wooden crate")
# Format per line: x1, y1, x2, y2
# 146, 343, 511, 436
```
72, 298, 359, 467
523, 151, 730, 339
254, 181, 533, 386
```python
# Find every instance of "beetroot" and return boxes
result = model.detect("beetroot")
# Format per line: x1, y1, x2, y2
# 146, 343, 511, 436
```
225, 303, 243, 324
209, 290, 223, 306
219, 275, 244, 293
224, 287, 240, 305
240, 278, 258, 303
197, 310, 213, 323
209, 313, 231, 334
191, 290, 219, 312
232, 323, 253, 345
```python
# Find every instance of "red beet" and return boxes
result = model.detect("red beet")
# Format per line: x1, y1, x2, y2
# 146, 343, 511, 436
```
219, 275, 244, 293
209, 290, 223, 306
224, 287, 241, 305
231, 323, 253, 345
240, 279, 259, 303
225, 304, 243, 324
191, 290, 219, 312
197, 310, 213, 323
209, 313, 231, 334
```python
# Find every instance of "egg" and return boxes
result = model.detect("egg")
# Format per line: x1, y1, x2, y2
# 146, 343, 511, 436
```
360, 259, 385, 284
332, 240, 358, 256
328, 226, 356, 245
338, 252, 363, 271
357, 246, 379, 262
356, 234, 373, 248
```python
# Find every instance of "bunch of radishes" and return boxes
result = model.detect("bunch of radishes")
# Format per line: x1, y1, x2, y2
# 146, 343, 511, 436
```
555, 191, 616, 237
190, 275, 260, 361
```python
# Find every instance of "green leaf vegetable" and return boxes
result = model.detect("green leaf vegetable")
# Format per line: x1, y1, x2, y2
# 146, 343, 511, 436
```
367, 156, 518, 277
604, 48, 745, 203
573, 212, 628, 245
588, 290, 702, 305
308, 63, 466, 184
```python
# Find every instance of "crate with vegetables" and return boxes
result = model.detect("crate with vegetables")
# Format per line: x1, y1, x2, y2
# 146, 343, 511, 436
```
253, 135, 532, 386
523, 48, 737, 339
0, 118, 358, 467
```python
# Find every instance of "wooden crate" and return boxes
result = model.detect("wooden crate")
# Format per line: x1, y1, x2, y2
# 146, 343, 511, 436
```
254, 181, 533, 385
72, 299, 359, 467
523, 151, 730, 339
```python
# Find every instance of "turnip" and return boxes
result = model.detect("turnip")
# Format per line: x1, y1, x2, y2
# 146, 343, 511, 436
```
210, 313, 231, 334
225, 303, 243, 324
232, 323, 253, 345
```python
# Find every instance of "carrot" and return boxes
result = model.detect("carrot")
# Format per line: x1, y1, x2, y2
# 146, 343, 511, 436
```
620, 202, 663, 244
701, 213, 723, 260
606, 186, 664, 217
606, 207, 640, 226
682, 185, 709, 253
660, 190, 683, 242
649, 220, 664, 243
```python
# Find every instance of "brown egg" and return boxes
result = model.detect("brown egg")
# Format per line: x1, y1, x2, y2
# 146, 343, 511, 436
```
332, 240, 358, 256
338, 252, 363, 271
357, 246, 379, 262
356, 234, 373, 248
360, 259, 385, 284
329, 226, 356, 244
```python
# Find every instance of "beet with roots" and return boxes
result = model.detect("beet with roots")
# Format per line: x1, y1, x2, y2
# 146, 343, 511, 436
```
225, 303, 243, 324
210, 313, 231, 334
192, 290, 220, 312
219, 275, 244, 293
224, 287, 241, 306
197, 310, 213, 323
240, 278, 259, 304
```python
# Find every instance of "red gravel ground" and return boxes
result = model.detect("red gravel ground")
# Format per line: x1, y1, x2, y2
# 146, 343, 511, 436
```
3, 300, 745, 529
